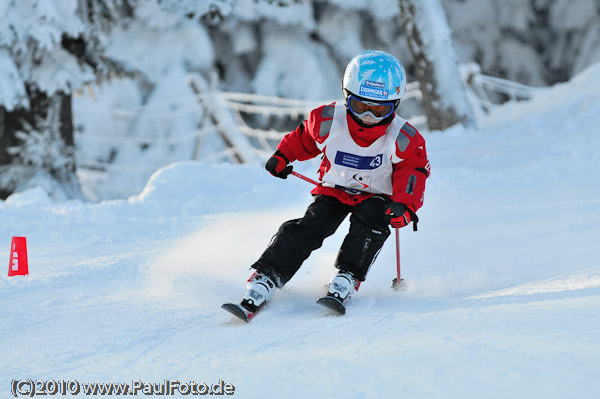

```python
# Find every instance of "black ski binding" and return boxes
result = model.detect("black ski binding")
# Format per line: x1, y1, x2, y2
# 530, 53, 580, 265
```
221, 301, 259, 323
316, 295, 346, 315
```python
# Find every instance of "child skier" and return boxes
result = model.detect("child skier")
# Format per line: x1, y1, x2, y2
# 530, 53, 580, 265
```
225, 50, 430, 319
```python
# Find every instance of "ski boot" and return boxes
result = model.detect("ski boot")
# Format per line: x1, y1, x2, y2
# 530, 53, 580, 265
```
222, 271, 276, 322
316, 271, 361, 315
241, 271, 276, 312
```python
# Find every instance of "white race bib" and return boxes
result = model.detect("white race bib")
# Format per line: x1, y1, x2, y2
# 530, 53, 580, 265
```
317, 104, 405, 195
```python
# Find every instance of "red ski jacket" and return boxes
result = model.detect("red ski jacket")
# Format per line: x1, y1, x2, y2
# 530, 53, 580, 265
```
277, 103, 430, 211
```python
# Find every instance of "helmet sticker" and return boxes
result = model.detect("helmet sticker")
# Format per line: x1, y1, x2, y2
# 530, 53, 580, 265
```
364, 80, 385, 89
359, 85, 389, 99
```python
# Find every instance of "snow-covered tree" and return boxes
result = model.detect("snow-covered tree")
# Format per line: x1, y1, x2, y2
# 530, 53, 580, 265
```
0, 0, 130, 200
72, 0, 221, 200
0, 90, 80, 199
3, 0, 598, 201
399, 0, 475, 130
443, 0, 600, 85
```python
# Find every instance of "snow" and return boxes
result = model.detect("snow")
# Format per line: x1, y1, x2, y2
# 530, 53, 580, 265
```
1, 63, 600, 398
325, 0, 400, 20
252, 26, 340, 101
105, 14, 214, 83
231, 0, 315, 29
0, 0, 83, 52
28, 47, 96, 96
0, 48, 28, 111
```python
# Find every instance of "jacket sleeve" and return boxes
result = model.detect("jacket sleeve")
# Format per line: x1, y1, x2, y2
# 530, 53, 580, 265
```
276, 104, 335, 162
392, 122, 430, 211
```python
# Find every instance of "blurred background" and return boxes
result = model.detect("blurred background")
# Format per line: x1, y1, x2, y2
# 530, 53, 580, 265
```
1, 0, 599, 201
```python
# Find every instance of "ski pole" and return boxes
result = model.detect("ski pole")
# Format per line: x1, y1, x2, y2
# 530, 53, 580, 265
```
291, 170, 320, 186
391, 227, 404, 289
396, 227, 401, 281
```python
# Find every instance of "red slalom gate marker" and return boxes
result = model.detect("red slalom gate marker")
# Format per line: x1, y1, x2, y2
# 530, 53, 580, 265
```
8, 236, 28, 277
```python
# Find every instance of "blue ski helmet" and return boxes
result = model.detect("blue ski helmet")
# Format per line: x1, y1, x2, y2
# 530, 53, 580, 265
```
342, 50, 407, 101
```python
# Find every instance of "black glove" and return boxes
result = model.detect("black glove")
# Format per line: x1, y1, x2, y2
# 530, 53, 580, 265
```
265, 150, 293, 179
386, 202, 419, 231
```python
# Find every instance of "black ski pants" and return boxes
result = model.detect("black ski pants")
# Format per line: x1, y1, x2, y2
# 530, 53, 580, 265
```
251, 194, 391, 287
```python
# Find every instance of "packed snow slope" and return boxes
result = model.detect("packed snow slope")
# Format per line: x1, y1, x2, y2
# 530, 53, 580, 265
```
2, 63, 600, 399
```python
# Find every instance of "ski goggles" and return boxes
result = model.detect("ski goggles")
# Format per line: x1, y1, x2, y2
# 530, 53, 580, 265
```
347, 95, 395, 119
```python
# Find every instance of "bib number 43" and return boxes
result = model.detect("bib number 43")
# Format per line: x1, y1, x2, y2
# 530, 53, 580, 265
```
369, 155, 382, 168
